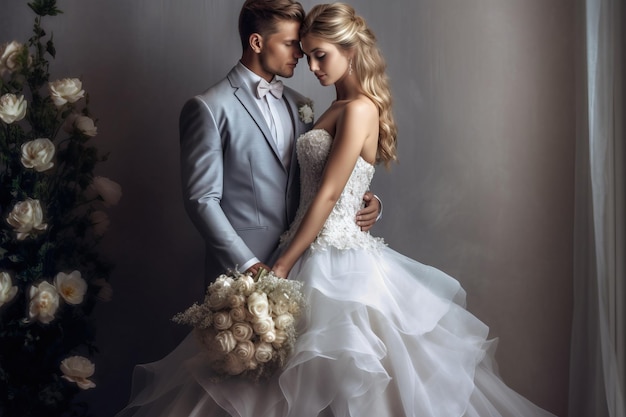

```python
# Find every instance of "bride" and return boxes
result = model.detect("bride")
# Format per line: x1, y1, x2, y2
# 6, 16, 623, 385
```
117, 3, 558, 416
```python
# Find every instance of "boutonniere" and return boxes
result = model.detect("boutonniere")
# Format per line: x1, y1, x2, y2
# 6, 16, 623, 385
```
298, 100, 314, 124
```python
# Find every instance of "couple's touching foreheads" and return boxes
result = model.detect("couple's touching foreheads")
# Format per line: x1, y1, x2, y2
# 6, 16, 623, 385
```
116, 1, 558, 416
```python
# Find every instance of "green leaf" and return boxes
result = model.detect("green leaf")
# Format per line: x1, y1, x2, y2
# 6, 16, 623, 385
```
28, 0, 63, 17
46, 38, 56, 58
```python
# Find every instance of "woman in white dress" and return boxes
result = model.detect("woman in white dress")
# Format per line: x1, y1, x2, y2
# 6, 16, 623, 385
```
117, 3, 558, 416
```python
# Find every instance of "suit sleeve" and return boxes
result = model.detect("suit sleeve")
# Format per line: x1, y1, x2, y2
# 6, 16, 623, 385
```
179, 96, 256, 272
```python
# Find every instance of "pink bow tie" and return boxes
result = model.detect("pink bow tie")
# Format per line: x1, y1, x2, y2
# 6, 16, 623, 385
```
256, 79, 284, 99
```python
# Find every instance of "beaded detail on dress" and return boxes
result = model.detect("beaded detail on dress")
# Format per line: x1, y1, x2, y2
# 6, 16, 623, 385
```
280, 129, 385, 251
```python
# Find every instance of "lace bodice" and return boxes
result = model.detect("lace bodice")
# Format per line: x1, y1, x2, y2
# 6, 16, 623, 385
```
280, 129, 385, 251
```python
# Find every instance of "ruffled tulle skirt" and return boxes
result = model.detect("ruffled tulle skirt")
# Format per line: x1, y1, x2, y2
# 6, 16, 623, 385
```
116, 246, 556, 417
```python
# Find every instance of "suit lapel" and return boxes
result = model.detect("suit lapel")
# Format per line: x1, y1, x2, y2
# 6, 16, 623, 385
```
228, 69, 284, 170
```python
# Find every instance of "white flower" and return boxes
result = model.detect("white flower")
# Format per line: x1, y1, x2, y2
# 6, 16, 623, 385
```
90, 210, 110, 236
28, 281, 60, 324
229, 306, 247, 322
54, 271, 87, 305
252, 316, 274, 335
21, 138, 55, 172
247, 292, 270, 319
260, 330, 276, 343
228, 294, 245, 308
0, 41, 29, 76
298, 102, 314, 123
207, 291, 229, 310
48, 78, 85, 107
92, 278, 113, 302
0, 94, 27, 124
233, 274, 255, 296
233, 340, 255, 362
213, 311, 233, 330
60, 356, 96, 389
64, 113, 97, 137
0, 272, 18, 307
274, 313, 295, 330
215, 330, 237, 354
88, 176, 122, 207
254, 342, 274, 363
272, 328, 288, 348
231, 322, 254, 342
6, 198, 48, 240
270, 299, 289, 316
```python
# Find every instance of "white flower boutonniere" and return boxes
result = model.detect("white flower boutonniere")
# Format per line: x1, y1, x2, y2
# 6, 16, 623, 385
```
298, 101, 314, 124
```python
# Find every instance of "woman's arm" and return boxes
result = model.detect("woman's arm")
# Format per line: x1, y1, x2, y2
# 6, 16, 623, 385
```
272, 99, 378, 278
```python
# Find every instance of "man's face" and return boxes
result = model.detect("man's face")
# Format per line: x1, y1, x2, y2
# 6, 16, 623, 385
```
258, 20, 303, 79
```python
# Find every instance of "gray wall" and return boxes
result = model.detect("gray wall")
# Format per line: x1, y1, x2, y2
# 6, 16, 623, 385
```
1, 1, 573, 416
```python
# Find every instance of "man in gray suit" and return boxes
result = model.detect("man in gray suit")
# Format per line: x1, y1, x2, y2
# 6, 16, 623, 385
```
180, 0, 380, 283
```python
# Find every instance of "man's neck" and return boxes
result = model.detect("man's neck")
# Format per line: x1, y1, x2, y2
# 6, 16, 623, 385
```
240, 53, 273, 82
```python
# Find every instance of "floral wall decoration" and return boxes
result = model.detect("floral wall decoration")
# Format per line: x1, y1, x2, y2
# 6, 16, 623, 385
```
0, 1, 120, 416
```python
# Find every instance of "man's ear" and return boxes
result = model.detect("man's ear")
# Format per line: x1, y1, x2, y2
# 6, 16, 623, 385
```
249, 33, 263, 54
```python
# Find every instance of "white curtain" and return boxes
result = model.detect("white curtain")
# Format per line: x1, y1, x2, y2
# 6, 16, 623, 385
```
570, 0, 625, 416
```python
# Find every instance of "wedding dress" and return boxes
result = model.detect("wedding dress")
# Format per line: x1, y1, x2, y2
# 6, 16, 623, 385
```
117, 129, 557, 417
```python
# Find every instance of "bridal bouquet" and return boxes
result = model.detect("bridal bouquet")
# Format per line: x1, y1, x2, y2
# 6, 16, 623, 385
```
173, 270, 305, 381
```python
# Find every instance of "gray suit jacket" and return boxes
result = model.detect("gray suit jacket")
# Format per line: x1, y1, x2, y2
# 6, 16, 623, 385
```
180, 66, 313, 282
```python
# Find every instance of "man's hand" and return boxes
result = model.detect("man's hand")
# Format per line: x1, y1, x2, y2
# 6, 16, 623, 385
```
356, 191, 381, 232
246, 262, 270, 277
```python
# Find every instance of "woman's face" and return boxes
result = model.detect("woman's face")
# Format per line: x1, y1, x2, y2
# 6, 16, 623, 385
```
301, 34, 351, 86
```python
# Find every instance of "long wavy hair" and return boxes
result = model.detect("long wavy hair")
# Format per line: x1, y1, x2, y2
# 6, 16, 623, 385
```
300, 3, 398, 167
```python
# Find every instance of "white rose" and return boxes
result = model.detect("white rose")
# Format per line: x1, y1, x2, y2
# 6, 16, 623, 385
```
88, 176, 122, 207
0, 94, 27, 124
228, 294, 245, 308
274, 313, 295, 330
252, 316, 274, 335
261, 330, 276, 344
21, 138, 55, 172
233, 274, 255, 296
0, 272, 18, 307
75, 115, 98, 137
89, 210, 110, 236
60, 356, 96, 389
215, 330, 236, 354
247, 292, 270, 318
213, 311, 233, 330
54, 271, 87, 305
64, 113, 98, 137
0, 41, 29, 75
6, 198, 48, 240
29, 281, 60, 324
272, 328, 288, 348
223, 352, 246, 376
229, 305, 247, 322
207, 292, 229, 310
92, 278, 113, 302
48, 78, 85, 107
234, 340, 255, 362
254, 342, 274, 363
298, 103, 314, 123
231, 322, 254, 342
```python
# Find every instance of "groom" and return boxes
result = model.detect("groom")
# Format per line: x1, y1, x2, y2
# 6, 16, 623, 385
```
179, 0, 380, 283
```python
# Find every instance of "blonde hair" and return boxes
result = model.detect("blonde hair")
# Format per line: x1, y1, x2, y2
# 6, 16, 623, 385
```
300, 3, 397, 167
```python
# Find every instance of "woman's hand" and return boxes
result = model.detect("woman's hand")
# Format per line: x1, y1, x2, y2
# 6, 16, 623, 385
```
271, 258, 292, 280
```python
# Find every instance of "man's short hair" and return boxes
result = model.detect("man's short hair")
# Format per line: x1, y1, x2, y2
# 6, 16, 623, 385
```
238, 0, 305, 50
